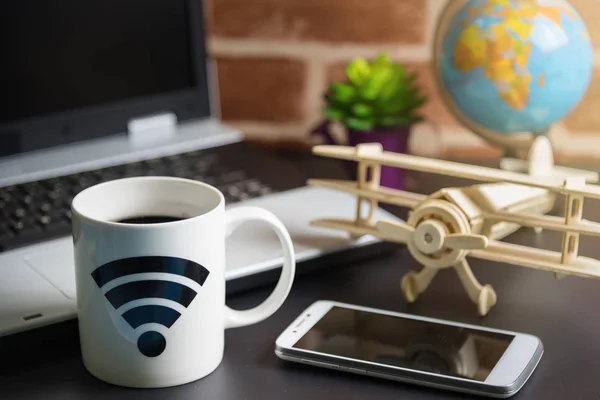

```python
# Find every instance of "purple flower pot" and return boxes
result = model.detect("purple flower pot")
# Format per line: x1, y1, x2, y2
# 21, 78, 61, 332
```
312, 121, 412, 190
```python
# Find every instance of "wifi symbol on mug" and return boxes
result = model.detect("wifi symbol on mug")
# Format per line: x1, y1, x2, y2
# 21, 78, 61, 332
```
91, 256, 210, 357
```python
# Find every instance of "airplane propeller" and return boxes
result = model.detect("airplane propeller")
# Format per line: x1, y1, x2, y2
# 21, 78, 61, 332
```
376, 219, 488, 254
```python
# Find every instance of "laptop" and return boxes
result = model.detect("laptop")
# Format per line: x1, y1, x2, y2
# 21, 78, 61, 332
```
0, 0, 401, 337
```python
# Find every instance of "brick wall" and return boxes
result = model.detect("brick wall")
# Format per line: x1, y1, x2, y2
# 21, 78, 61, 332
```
206, 0, 600, 160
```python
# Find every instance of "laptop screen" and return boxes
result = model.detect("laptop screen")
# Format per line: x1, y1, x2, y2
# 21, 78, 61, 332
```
0, 0, 210, 156
2, 0, 194, 123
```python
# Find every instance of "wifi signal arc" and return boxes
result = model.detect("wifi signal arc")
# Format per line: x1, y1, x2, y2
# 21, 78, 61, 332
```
104, 280, 197, 309
91, 256, 209, 287
122, 305, 181, 329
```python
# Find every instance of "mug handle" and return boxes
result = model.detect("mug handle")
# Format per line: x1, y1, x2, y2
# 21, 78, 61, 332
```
223, 206, 296, 329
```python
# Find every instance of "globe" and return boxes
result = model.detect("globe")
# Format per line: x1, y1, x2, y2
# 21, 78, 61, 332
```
433, 0, 593, 152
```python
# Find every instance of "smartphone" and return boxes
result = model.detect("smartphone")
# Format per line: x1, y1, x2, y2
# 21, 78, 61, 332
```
275, 300, 543, 398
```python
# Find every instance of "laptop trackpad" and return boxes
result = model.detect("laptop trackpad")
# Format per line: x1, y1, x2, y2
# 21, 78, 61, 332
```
25, 248, 77, 300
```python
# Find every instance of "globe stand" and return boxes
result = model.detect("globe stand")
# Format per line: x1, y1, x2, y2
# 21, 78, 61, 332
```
499, 135, 599, 183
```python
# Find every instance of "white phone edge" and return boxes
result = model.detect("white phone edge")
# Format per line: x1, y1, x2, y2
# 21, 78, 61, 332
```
274, 300, 544, 399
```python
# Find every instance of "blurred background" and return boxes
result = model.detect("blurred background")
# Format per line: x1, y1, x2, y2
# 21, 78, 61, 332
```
205, 0, 600, 160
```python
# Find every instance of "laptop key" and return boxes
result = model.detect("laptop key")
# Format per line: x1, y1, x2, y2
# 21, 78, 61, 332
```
40, 202, 52, 213
0, 191, 11, 202
47, 189, 62, 201
246, 180, 262, 193
21, 195, 34, 207
38, 215, 51, 226
258, 187, 273, 196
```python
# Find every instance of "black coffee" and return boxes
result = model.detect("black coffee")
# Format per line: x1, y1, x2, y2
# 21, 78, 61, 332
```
117, 216, 183, 224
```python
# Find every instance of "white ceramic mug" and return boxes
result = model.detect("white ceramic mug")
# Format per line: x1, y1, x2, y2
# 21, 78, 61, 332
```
71, 176, 296, 388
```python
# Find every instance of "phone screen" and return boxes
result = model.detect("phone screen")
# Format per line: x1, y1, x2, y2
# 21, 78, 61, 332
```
293, 306, 514, 382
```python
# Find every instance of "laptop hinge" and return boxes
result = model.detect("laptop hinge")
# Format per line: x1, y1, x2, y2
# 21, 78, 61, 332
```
127, 112, 177, 147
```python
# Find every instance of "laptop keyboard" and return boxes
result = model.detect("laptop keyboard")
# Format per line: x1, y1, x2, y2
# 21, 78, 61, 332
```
0, 148, 276, 252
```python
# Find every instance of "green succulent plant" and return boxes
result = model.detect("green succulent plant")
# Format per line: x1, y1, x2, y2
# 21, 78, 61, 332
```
323, 53, 427, 131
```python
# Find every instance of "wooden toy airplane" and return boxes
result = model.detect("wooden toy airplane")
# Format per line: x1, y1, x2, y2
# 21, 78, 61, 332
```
308, 143, 600, 316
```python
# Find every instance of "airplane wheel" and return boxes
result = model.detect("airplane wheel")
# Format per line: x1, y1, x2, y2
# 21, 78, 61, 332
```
477, 285, 497, 316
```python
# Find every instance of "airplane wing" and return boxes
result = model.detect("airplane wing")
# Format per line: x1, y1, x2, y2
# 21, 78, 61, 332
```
483, 210, 600, 237
312, 145, 600, 200
470, 241, 600, 279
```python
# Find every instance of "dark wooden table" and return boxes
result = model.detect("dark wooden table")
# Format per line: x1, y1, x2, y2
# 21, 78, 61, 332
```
2, 149, 600, 399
